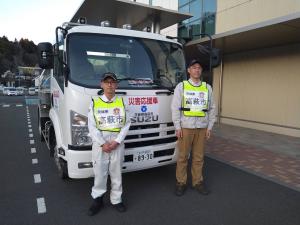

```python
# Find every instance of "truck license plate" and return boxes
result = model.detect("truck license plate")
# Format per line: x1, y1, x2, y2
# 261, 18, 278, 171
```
133, 150, 153, 162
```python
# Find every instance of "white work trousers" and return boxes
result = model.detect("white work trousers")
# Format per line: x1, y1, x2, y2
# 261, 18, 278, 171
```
91, 142, 124, 204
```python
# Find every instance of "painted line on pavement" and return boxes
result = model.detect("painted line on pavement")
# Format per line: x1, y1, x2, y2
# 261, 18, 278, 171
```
29, 134, 33, 138
32, 158, 38, 164
30, 140, 35, 144
36, 197, 47, 214
29, 129, 32, 132
34, 174, 41, 183
31, 148, 36, 154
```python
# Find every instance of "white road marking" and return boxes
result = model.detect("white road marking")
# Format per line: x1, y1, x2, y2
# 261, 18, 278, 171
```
29, 129, 32, 132
3, 104, 10, 107
28, 121, 31, 124
31, 148, 36, 153
34, 174, 41, 183
28, 125, 32, 128
16, 104, 23, 107
32, 158, 38, 164
36, 197, 47, 214
29, 134, 33, 138
30, 140, 35, 144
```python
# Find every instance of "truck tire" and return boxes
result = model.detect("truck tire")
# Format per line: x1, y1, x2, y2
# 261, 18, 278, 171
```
38, 117, 47, 142
37, 109, 48, 142
50, 128, 69, 179
38, 109, 44, 142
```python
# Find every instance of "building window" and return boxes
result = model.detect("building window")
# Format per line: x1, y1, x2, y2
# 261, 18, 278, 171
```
178, 0, 216, 39
179, 0, 190, 7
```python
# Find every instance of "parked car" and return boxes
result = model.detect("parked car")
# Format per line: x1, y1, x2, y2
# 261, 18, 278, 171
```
16, 87, 24, 95
7, 87, 18, 96
28, 87, 36, 95
2, 87, 10, 95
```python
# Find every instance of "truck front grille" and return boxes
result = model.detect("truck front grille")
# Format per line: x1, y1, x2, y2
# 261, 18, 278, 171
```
124, 123, 176, 149
124, 137, 176, 148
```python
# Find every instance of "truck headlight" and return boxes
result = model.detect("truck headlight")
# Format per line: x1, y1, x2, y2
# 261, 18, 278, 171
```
70, 110, 92, 146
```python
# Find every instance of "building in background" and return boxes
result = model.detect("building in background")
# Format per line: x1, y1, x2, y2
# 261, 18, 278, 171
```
185, 0, 300, 137
178, 0, 216, 39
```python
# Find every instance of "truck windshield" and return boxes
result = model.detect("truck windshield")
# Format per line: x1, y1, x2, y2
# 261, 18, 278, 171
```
68, 33, 186, 89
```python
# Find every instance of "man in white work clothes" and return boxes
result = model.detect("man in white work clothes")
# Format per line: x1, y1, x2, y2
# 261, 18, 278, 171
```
87, 72, 131, 216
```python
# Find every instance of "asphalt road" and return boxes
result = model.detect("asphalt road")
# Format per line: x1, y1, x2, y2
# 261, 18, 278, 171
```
0, 95, 299, 225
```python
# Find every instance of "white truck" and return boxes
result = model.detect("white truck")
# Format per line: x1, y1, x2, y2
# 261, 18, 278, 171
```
36, 2, 197, 179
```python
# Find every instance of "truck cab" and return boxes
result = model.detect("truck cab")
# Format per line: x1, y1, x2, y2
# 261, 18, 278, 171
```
36, 0, 199, 179
38, 22, 187, 179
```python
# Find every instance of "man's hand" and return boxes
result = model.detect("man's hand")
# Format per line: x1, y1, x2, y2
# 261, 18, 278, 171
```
108, 141, 120, 151
205, 129, 211, 140
101, 143, 112, 153
176, 129, 183, 138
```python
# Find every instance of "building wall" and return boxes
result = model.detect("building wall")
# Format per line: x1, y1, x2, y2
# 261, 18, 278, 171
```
214, 44, 300, 137
216, 0, 300, 33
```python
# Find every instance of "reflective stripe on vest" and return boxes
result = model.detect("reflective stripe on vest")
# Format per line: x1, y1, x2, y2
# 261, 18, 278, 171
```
182, 80, 209, 117
93, 96, 126, 132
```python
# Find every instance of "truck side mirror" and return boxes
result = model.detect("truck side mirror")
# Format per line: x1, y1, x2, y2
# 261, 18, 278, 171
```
38, 42, 54, 69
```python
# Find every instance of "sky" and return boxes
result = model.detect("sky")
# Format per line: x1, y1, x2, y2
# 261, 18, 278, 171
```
0, 0, 84, 44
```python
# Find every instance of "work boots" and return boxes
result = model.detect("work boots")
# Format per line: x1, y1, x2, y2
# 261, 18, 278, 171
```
193, 183, 210, 195
113, 202, 127, 213
87, 196, 103, 216
175, 183, 187, 196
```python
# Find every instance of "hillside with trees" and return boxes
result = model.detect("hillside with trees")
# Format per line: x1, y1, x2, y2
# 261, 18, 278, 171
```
0, 36, 39, 75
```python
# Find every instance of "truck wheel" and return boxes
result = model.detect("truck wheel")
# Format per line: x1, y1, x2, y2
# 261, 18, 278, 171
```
38, 117, 47, 142
37, 109, 47, 142
50, 129, 69, 179
54, 146, 69, 179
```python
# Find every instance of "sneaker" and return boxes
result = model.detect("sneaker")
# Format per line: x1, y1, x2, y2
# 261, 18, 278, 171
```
175, 183, 186, 196
113, 202, 127, 213
87, 196, 103, 216
193, 183, 210, 195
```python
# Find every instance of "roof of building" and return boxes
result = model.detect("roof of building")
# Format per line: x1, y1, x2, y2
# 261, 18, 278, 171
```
185, 11, 300, 55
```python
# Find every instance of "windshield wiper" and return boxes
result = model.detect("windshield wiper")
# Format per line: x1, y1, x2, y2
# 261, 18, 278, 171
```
154, 70, 175, 92
117, 77, 152, 81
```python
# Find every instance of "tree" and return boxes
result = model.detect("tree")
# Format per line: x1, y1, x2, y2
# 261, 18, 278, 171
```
0, 36, 39, 75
